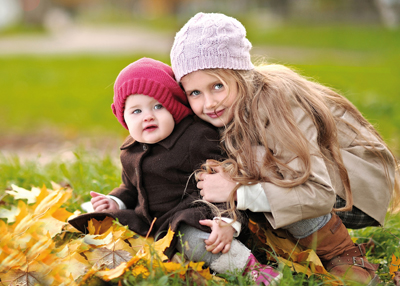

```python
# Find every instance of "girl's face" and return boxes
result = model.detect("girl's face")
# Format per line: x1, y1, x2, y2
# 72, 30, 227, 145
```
180, 70, 237, 128
124, 94, 175, 144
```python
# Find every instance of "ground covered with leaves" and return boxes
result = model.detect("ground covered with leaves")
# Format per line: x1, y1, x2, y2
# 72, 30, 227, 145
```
1, 183, 400, 286
0, 184, 224, 286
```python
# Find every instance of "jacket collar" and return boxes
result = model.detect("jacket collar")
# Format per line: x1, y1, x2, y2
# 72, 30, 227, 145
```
120, 116, 194, 150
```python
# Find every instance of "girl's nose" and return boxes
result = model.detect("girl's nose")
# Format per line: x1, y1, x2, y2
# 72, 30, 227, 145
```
204, 94, 217, 109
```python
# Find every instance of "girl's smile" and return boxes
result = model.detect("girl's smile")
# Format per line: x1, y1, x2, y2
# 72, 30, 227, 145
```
180, 70, 237, 128
206, 109, 225, 119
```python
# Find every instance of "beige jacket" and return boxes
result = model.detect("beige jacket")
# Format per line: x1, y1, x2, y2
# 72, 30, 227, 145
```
256, 98, 396, 229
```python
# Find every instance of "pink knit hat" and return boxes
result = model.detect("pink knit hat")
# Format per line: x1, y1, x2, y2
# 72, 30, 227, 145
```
170, 12, 254, 82
111, 58, 192, 130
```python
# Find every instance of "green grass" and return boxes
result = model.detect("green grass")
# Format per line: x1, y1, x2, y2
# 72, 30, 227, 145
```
0, 54, 167, 137
0, 23, 46, 36
245, 23, 400, 52
0, 149, 121, 212
1, 24, 399, 153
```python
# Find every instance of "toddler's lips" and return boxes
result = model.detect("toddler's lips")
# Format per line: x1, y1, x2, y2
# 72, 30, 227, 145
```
206, 109, 225, 119
143, 125, 158, 132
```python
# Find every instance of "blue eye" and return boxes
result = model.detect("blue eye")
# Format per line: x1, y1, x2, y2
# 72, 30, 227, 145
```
133, 109, 141, 114
214, 83, 223, 90
190, 90, 201, 96
154, 104, 163, 110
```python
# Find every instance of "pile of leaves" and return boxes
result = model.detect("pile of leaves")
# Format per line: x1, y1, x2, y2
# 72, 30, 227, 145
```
0, 184, 213, 286
1, 184, 399, 285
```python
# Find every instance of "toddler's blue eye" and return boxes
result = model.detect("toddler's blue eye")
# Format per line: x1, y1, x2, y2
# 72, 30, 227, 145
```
133, 109, 141, 114
154, 104, 163, 110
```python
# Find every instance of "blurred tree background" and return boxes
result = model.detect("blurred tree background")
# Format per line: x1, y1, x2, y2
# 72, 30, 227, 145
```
0, 0, 399, 159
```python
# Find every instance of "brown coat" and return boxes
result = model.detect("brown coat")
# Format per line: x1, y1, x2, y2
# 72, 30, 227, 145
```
259, 98, 396, 229
69, 117, 227, 250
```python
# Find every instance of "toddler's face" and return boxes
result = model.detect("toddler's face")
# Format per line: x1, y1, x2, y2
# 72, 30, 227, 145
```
180, 70, 236, 128
124, 95, 175, 144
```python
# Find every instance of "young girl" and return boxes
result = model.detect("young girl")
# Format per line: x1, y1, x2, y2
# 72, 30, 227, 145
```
68, 57, 281, 285
170, 12, 399, 285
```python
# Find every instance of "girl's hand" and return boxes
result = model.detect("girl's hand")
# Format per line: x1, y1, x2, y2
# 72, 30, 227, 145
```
199, 219, 235, 254
197, 162, 237, 203
90, 191, 119, 211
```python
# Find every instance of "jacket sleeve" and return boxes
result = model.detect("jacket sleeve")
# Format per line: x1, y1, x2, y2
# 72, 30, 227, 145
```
256, 100, 337, 229
334, 110, 396, 225
108, 169, 138, 210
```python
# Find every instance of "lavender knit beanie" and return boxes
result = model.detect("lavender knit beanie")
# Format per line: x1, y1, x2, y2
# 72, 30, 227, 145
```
170, 12, 254, 82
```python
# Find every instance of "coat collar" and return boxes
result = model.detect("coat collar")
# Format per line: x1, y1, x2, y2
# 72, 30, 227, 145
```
120, 116, 194, 150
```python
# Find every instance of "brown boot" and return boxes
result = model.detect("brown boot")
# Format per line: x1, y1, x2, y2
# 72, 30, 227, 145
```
298, 213, 379, 285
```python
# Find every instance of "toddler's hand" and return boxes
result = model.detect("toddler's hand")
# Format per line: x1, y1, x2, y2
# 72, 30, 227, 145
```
199, 219, 235, 254
90, 191, 119, 211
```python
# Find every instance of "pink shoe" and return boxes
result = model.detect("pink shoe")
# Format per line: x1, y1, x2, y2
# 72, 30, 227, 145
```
244, 254, 282, 285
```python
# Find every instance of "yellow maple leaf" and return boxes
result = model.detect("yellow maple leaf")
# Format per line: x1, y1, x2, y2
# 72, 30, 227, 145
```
62, 219, 82, 233
254, 222, 303, 261
277, 256, 313, 277
127, 234, 154, 254
297, 249, 327, 274
12, 212, 35, 235
79, 267, 99, 283
83, 218, 134, 247
34, 185, 52, 208
390, 254, 400, 278
92, 228, 175, 281
24, 233, 54, 261
95, 265, 128, 281
0, 246, 26, 271
13, 200, 29, 227
87, 217, 115, 235
0, 260, 53, 286
250, 220, 343, 284
59, 251, 91, 280
52, 207, 73, 222
0, 200, 29, 225
96, 262, 150, 281
50, 268, 78, 286
137, 228, 174, 262
162, 261, 212, 280
33, 186, 72, 217
6, 185, 41, 204
0, 204, 19, 223
93, 255, 143, 281
56, 238, 90, 259
85, 239, 135, 270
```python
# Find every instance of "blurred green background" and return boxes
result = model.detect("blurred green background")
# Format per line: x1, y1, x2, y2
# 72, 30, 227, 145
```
1, 0, 399, 156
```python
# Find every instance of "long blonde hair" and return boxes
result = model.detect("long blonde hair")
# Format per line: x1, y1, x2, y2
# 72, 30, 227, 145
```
199, 63, 399, 218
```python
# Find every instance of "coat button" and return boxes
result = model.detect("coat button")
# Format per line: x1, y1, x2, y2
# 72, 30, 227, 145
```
143, 144, 147, 151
